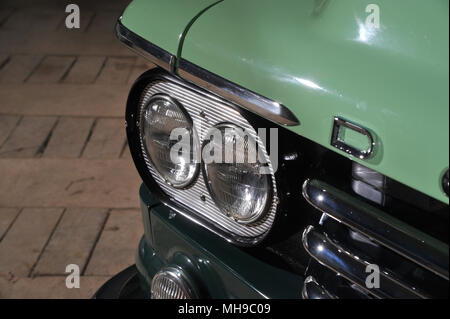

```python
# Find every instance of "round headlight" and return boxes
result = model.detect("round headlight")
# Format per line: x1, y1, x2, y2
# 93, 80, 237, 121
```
151, 267, 196, 299
202, 124, 271, 224
140, 94, 198, 188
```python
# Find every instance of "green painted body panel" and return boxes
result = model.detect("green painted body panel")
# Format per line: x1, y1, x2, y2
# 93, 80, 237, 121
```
121, 0, 219, 55
180, 0, 449, 203
137, 184, 303, 298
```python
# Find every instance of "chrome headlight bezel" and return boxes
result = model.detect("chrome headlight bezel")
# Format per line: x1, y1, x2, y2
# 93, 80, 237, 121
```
126, 69, 279, 246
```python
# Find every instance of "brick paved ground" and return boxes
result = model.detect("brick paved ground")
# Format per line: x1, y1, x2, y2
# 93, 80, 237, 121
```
0, 0, 154, 298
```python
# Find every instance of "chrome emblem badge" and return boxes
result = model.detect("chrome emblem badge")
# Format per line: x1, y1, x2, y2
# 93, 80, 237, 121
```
331, 117, 375, 160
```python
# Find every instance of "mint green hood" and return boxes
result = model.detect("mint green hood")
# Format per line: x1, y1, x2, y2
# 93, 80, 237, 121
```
121, 0, 219, 55
180, 0, 449, 203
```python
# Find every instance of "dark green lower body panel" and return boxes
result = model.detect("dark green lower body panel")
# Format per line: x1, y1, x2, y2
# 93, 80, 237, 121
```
136, 183, 303, 299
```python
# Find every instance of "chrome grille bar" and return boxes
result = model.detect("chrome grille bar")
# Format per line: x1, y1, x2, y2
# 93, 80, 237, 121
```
302, 225, 427, 299
302, 179, 449, 280
301, 276, 337, 299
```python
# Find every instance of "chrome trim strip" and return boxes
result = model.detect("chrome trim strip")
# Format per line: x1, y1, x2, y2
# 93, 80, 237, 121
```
301, 276, 337, 299
115, 19, 175, 72
116, 20, 300, 127
160, 198, 265, 246
331, 117, 375, 159
178, 58, 300, 127
302, 179, 449, 280
302, 225, 427, 299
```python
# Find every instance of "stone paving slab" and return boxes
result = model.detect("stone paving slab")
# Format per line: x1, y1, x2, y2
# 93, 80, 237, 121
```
0, 208, 63, 276
0, 10, 13, 25
0, 53, 7, 66
85, 209, 142, 276
2, 10, 64, 31
0, 84, 130, 117
0, 207, 20, 240
0, 54, 42, 83
89, 11, 122, 33
63, 56, 106, 84
0, 115, 20, 146
27, 55, 76, 83
128, 58, 155, 84
96, 57, 135, 84
0, 54, 151, 86
43, 117, 94, 158
0, 276, 109, 299
0, 158, 141, 208
0, 1, 131, 11
121, 142, 132, 159
56, 11, 95, 33
0, 116, 57, 158
82, 118, 126, 158
0, 30, 131, 56
33, 208, 108, 276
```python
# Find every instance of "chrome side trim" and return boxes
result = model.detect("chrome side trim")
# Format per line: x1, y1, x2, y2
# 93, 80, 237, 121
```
115, 19, 175, 72
331, 117, 375, 159
178, 58, 300, 127
302, 226, 426, 299
301, 276, 337, 299
302, 179, 449, 280
160, 198, 265, 246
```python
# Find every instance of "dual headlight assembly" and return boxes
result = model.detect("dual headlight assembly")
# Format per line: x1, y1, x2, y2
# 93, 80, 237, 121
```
126, 69, 278, 245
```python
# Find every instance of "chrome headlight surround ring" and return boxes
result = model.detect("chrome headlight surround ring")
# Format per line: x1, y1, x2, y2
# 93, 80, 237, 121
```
138, 92, 200, 190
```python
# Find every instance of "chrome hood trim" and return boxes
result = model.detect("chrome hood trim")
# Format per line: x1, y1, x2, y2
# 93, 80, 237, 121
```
115, 20, 300, 127
116, 19, 175, 72
177, 58, 300, 126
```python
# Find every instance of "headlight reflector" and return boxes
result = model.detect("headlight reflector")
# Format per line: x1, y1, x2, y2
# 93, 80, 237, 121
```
140, 94, 198, 188
202, 124, 271, 224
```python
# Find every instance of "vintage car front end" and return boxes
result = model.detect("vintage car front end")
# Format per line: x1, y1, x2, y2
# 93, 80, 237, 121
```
97, 0, 449, 299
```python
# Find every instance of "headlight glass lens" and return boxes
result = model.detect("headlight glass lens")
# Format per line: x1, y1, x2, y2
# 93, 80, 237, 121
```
140, 94, 198, 188
202, 124, 271, 224
151, 267, 195, 299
